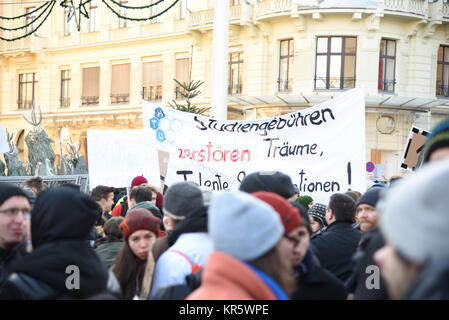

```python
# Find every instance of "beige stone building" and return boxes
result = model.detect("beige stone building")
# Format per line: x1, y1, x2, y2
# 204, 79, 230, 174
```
1, 0, 449, 180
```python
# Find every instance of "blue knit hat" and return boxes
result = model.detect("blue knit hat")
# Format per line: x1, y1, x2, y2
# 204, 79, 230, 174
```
423, 119, 449, 163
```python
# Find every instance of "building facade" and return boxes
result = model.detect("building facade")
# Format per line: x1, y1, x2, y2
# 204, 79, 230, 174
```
1, 0, 449, 181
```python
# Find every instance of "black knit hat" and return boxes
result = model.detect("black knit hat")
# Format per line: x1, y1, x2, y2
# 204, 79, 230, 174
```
357, 187, 384, 208
239, 171, 296, 199
423, 119, 449, 163
308, 203, 328, 227
0, 183, 30, 206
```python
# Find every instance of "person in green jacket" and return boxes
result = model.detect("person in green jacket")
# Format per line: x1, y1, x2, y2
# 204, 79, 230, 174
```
95, 217, 124, 268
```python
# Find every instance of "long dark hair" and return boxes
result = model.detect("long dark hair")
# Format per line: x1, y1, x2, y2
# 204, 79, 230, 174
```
112, 241, 146, 300
249, 245, 296, 297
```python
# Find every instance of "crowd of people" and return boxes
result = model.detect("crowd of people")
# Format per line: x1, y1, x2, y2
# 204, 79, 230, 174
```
0, 118, 449, 300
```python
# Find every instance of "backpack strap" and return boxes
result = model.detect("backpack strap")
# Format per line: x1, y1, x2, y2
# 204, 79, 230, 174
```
168, 250, 202, 274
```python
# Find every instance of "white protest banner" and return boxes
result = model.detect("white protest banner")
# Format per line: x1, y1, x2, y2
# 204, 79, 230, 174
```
0, 124, 10, 154
142, 88, 366, 203
87, 129, 160, 188
400, 126, 430, 171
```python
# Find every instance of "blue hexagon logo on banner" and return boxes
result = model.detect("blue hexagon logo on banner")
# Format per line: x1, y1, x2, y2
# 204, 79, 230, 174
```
150, 117, 160, 130
154, 107, 165, 120
156, 130, 166, 142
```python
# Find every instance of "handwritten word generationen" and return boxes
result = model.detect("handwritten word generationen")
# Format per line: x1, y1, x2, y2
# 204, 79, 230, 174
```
178, 142, 250, 162
193, 108, 335, 137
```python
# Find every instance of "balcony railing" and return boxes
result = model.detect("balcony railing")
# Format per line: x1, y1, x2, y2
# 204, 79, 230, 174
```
81, 96, 99, 106
315, 77, 356, 90
436, 84, 449, 98
255, 0, 292, 20
189, 5, 242, 29
444, 2, 449, 20
277, 78, 293, 93
60, 97, 70, 108
142, 86, 162, 102
228, 84, 243, 95
230, 5, 242, 22
378, 79, 396, 93
111, 94, 129, 104
17, 99, 33, 110
0, 37, 31, 52
175, 86, 188, 100
294, 0, 428, 19
189, 9, 214, 28
384, 0, 428, 18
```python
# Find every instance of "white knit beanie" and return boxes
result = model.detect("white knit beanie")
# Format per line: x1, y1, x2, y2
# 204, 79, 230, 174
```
208, 190, 284, 261
378, 160, 449, 264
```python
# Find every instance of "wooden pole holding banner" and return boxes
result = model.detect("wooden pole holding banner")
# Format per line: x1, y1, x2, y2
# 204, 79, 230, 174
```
211, 0, 230, 120
158, 150, 170, 193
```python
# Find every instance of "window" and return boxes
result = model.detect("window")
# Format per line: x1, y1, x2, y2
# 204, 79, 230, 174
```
63, 8, 75, 36
147, 0, 162, 23
18, 73, 37, 109
378, 39, 396, 93
178, 0, 188, 20
228, 52, 243, 95
231, 0, 241, 6
436, 45, 449, 97
111, 64, 130, 104
175, 58, 190, 100
89, 1, 99, 32
278, 39, 294, 92
118, 1, 128, 28
142, 61, 163, 101
82, 67, 100, 105
60, 70, 71, 108
315, 36, 356, 90
25, 7, 36, 34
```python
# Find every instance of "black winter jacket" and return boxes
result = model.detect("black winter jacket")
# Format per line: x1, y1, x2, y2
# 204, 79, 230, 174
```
0, 187, 120, 300
311, 221, 362, 282
0, 242, 28, 287
291, 249, 347, 300
347, 227, 390, 300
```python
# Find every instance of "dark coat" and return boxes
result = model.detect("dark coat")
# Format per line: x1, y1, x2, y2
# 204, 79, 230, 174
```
311, 221, 362, 282
153, 270, 203, 300
349, 227, 390, 300
291, 249, 347, 300
406, 257, 449, 300
0, 187, 117, 300
0, 242, 28, 288
95, 241, 124, 268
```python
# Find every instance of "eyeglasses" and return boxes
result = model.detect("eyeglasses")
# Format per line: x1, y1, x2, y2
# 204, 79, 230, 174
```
0, 208, 31, 217
283, 234, 301, 247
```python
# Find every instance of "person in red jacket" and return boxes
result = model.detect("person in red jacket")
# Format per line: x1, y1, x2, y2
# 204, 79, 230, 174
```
187, 191, 296, 300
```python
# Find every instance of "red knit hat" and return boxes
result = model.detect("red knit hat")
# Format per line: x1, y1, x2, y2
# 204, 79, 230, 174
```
119, 208, 161, 241
252, 191, 302, 234
131, 175, 148, 188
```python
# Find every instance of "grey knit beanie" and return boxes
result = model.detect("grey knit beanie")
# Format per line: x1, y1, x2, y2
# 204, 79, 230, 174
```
378, 160, 449, 264
208, 190, 284, 261
163, 182, 204, 220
